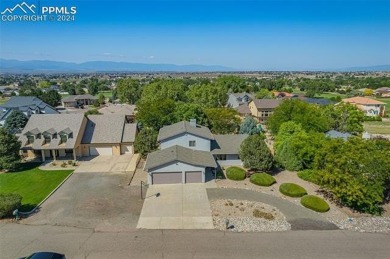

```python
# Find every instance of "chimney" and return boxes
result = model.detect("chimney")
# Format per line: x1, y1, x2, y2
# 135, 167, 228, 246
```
189, 119, 196, 127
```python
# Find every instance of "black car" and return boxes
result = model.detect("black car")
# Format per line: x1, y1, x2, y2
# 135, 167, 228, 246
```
19, 252, 65, 259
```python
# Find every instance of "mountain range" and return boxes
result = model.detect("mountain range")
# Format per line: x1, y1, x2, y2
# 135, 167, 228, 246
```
0, 59, 389, 73
0, 59, 235, 73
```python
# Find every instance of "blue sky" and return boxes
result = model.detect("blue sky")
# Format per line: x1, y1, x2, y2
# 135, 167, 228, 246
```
0, 0, 389, 70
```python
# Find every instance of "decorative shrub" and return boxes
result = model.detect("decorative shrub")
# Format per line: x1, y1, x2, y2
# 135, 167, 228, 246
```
279, 183, 307, 197
297, 170, 320, 184
225, 167, 246, 181
250, 173, 276, 186
301, 195, 330, 213
67, 160, 73, 165
0, 193, 22, 218
61, 162, 67, 168
253, 209, 275, 220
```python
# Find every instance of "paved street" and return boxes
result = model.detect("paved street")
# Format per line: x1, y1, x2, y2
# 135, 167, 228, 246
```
137, 184, 213, 229
1, 223, 389, 259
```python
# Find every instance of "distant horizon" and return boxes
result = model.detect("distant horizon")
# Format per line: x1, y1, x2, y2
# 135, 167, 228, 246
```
1, 58, 390, 73
0, 0, 389, 71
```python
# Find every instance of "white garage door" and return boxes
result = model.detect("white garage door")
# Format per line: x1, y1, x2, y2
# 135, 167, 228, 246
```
121, 145, 133, 154
89, 146, 113, 156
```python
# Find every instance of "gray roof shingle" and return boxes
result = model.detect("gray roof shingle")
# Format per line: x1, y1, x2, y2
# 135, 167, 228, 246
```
144, 145, 217, 171
0, 96, 58, 114
122, 123, 137, 143
211, 134, 249, 154
82, 115, 125, 144
157, 121, 214, 142
251, 99, 282, 109
19, 114, 85, 149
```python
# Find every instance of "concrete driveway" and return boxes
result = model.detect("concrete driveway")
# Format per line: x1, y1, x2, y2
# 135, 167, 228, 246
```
76, 154, 132, 173
137, 184, 213, 229
22, 172, 143, 231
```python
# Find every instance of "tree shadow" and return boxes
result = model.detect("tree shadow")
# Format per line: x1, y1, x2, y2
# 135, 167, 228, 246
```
19, 203, 38, 212
7, 162, 41, 173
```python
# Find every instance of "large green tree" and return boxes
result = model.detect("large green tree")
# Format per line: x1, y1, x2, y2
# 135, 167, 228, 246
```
173, 102, 207, 125
323, 103, 364, 134
136, 99, 176, 130
141, 79, 187, 102
313, 138, 390, 214
4, 110, 28, 134
187, 83, 228, 108
204, 108, 240, 134
116, 78, 142, 104
0, 128, 21, 171
267, 99, 329, 135
134, 127, 158, 158
239, 135, 273, 171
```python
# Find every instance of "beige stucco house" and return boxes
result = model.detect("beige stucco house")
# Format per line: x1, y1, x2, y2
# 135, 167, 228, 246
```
248, 99, 281, 122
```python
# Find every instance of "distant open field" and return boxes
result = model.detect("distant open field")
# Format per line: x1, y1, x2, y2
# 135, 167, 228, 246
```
96, 91, 113, 98
363, 120, 390, 135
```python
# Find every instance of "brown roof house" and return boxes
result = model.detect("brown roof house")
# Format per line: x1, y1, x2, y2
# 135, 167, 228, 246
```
61, 94, 97, 108
248, 99, 282, 122
342, 97, 386, 117
19, 114, 87, 161
144, 120, 248, 185
20, 114, 138, 161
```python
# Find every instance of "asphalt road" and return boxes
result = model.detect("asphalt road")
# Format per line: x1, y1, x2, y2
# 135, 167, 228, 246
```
1, 223, 389, 259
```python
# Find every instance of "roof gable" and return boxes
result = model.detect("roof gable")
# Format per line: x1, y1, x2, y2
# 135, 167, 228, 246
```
157, 121, 214, 142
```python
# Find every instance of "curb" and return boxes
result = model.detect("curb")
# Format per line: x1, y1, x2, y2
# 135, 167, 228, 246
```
19, 171, 74, 216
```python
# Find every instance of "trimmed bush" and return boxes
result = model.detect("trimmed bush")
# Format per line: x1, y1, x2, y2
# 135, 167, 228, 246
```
226, 167, 246, 181
0, 193, 22, 218
301, 195, 330, 213
250, 173, 276, 186
279, 183, 307, 197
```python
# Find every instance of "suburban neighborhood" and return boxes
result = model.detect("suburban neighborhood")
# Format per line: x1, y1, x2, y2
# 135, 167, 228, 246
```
1, 72, 390, 255
1, 0, 390, 257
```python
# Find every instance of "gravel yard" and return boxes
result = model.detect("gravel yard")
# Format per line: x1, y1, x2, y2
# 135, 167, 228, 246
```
217, 170, 390, 233
210, 199, 291, 232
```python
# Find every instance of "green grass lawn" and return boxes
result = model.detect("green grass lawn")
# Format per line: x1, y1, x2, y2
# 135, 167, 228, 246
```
318, 92, 347, 99
96, 91, 113, 98
0, 97, 10, 105
0, 163, 73, 211
363, 121, 390, 135
374, 98, 390, 116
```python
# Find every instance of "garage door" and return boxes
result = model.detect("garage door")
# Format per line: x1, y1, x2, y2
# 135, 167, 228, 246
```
152, 172, 182, 184
185, 171, 203, 183
89, 146, 113, 156
121, 145, 133, 154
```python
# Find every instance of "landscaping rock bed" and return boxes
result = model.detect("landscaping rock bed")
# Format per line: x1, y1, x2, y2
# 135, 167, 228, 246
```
210, 199, 291, 232
217, 171, 390, 233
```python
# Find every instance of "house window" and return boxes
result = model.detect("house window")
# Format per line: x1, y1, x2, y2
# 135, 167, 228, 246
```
44, 134, 51, 144
216, 155, 227, 160
27, 135, 34, 144
60, 134, 67, 144
189, 140, 196, 147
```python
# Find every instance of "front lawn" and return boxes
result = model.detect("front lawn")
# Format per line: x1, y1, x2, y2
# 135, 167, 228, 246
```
0, 163, 73, 212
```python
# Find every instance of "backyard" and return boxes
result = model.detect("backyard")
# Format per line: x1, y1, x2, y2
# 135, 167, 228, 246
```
363, 120, 390, 135
0, 163, 73, 211
0, 97, 9, 105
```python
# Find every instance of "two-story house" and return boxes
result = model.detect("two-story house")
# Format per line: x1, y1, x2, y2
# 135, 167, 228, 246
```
61, 94, 98, 108
248, 99, 282, 122
0, 96, 59, 126
342, 97, 386, 117
19, 114, 138, 161
144, 120, 248, 185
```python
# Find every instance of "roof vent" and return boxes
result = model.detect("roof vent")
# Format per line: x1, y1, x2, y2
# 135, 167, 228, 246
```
189, 119, 196, 127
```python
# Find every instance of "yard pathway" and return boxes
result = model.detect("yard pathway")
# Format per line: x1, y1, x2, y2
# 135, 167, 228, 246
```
207, 188, 339, 230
